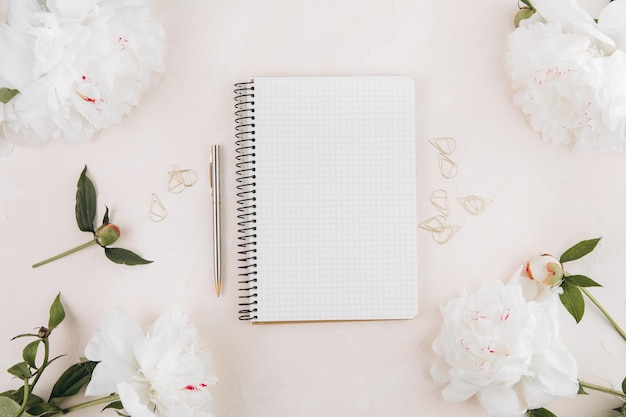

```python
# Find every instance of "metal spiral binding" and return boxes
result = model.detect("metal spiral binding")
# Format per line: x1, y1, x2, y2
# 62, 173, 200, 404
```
234, 81, 258, 320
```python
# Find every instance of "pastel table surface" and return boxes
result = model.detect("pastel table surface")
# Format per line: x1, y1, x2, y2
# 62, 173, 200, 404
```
1, 1, 625, 417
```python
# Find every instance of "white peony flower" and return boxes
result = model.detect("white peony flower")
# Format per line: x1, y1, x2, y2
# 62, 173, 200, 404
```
431, 280, 579, 417
85, 309, 218, 417
0, 0, 165, 154
506, 0, 626, 152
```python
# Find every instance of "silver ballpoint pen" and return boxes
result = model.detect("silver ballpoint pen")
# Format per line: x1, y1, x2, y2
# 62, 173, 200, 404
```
209, 145, 222, 297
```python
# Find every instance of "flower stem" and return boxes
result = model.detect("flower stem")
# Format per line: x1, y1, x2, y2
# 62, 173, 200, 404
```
580, 287, 626, 342
32, 239, 97, 268
580, 380, 626, 399
60, 394, 120, 414
11, 380, 30, 417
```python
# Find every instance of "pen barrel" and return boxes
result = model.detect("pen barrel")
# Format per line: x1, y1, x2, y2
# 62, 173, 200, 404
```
210, 145, 222, 295
212, 198, 221, 274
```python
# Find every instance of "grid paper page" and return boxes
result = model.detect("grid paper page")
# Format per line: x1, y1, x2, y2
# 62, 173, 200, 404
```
252, 76, 417, 322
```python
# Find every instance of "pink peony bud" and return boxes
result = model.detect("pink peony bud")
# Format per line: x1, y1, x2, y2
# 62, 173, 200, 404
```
525, 254, 564, 286
95, 223, 121, 247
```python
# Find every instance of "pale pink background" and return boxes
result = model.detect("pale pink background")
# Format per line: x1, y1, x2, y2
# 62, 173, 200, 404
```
1, 1, 625, 416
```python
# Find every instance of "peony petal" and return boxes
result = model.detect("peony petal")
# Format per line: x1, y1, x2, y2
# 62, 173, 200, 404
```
85, 361, 133, 396
85, 308, 143, 363
118, 382, 157, 417
441, 379, 478, 403
430, 358, 451, 384
5, 0, 40, 28
517, 375, 557, 410
532, 310, 560, 348
134, 312, 193, 373
47, 0, 99, 20
2, 119, 53, 147
530, 347, 579, 397
0, 25, 35, 88
84, 309, 144, 396
598, 0, 626, 51
508, 265, 544, 303
531, 0, 616, 52
476, 387, 525, 417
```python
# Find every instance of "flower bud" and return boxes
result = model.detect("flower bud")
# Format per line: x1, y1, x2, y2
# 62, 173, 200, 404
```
95, 223, 121, 247
514, 8, 535, 28
525, 254, 563, 286
38, 326, 50, 338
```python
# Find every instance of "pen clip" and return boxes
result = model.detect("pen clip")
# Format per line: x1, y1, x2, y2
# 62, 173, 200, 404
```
210, 145, 219, 199
209, 150, 215, 196
209, 161, 214, 196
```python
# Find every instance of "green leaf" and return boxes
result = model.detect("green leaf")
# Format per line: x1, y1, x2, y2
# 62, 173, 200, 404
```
22, 341, 40, 369
47, 293, 65, 332
0, 88, 19, 104
49, 361, 97, 400
7, 362, 31, 380
559, 281, 585, 323
103, 401, 124, 411
9, 389, 42, 409
102, 206, 110, 225
577, 382, 588, 395
527, 408, 557, 417
559, 238, 601, 263
104, 247, 153, 266
102, 401, 127, 417
45, 355, 65, 368
622, 376, 626, 395
75, 165, 97, 233
0, 396, 22, 417
10, 334, 38, 341
564, 275, 602, 288
26, 402, 62, 416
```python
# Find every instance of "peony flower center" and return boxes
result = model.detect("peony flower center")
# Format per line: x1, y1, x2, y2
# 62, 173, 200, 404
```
183, 383, 208, 391
461, 306, 514, 361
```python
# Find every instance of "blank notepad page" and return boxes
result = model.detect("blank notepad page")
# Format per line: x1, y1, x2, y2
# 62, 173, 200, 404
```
252, 76, 417, 322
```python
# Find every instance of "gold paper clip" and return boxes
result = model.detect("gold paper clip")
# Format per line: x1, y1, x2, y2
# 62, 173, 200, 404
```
430, 189, 450, 217
438, 153, 458, 179
458, 195, 492, 215
149, 193, 167, 222
432, 225, 459, 244
168, 166, 198, 193
418, 215, 459, 244
428, 137, 456, 154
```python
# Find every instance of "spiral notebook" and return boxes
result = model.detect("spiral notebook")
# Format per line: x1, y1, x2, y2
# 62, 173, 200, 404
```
234, 76, 417, 323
